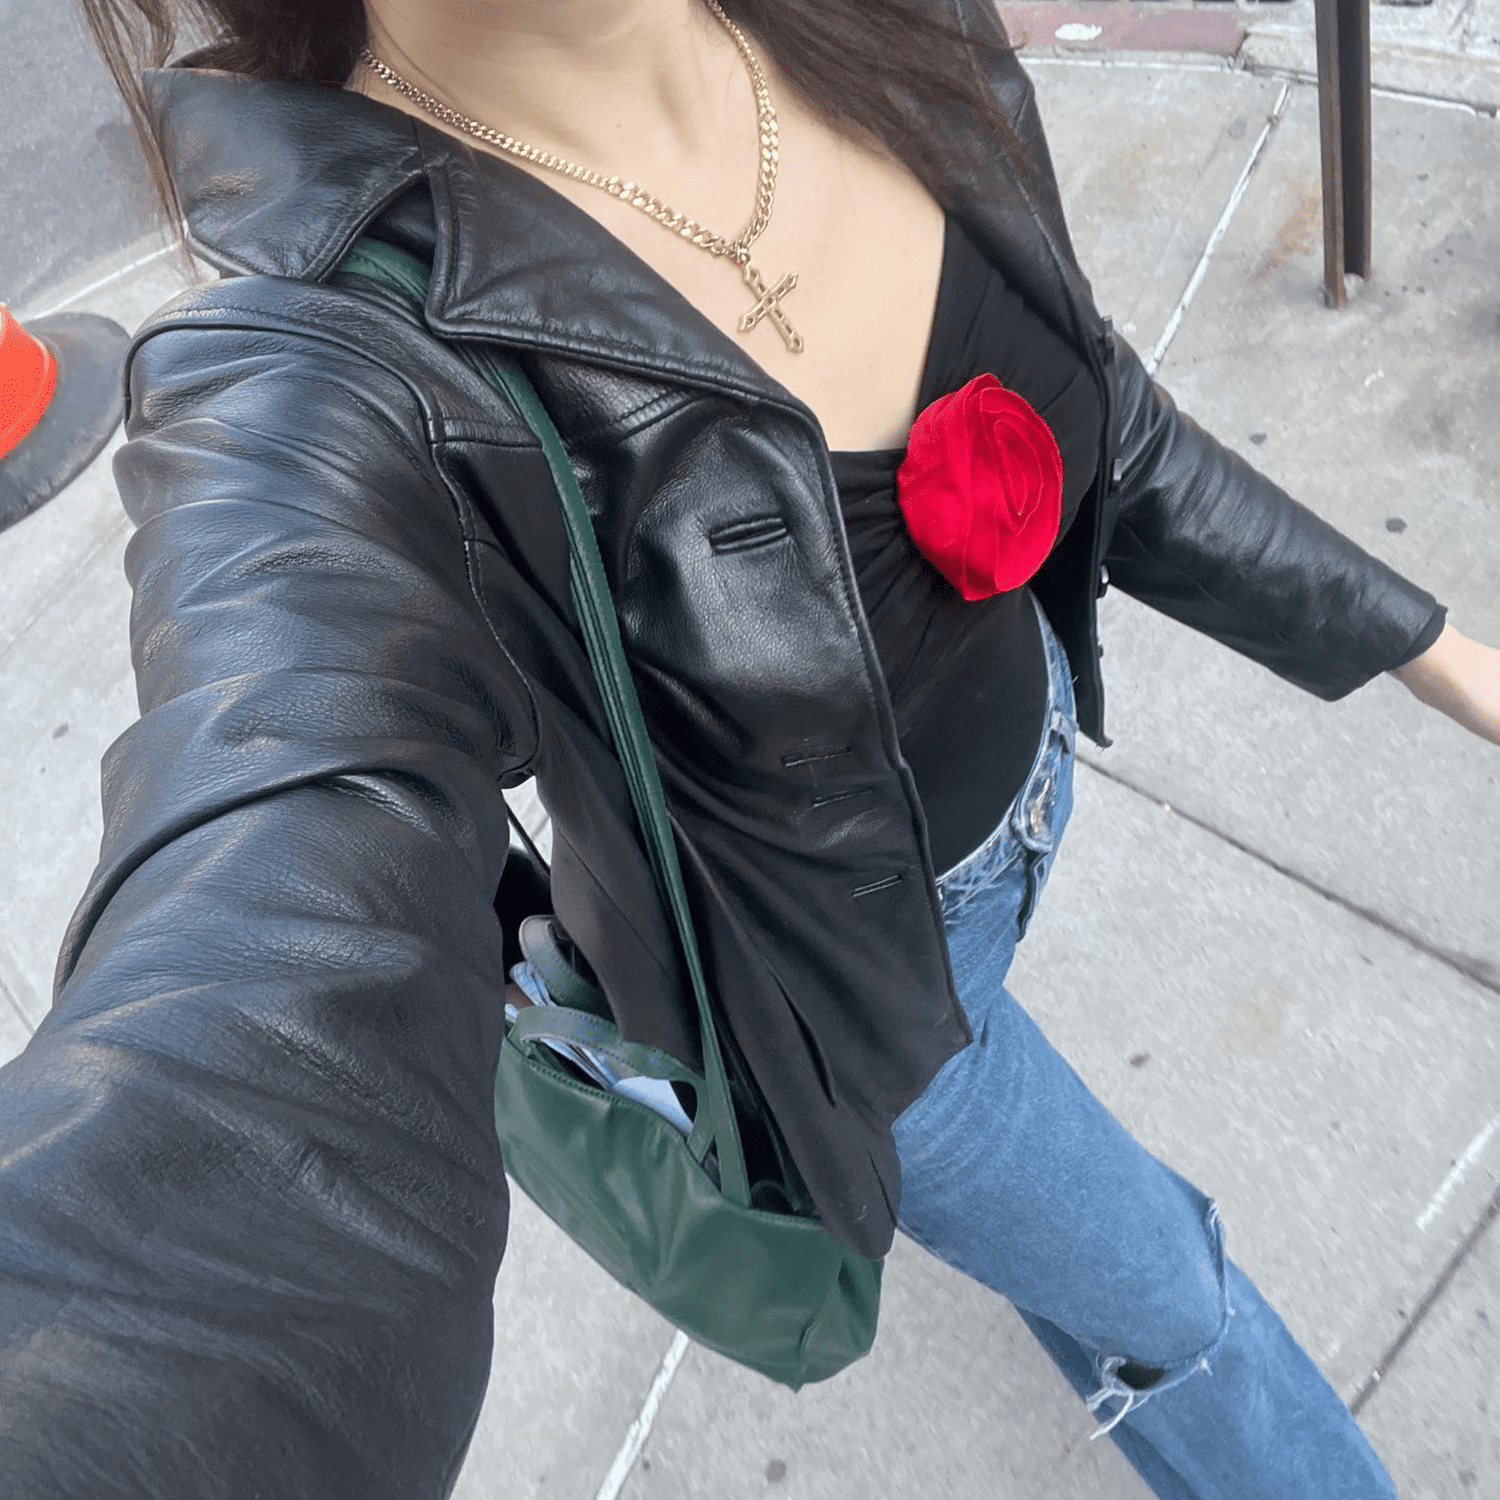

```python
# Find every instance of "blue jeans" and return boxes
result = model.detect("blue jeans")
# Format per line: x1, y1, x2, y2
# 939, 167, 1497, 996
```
892, 597, 1397, 1500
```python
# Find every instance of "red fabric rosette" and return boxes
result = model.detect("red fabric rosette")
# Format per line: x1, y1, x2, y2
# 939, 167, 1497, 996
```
896, 373, 1064, 601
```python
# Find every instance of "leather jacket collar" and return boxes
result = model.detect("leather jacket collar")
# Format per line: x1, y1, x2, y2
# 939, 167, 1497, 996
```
146, 0, 1107, 413
147, 66, 838, 408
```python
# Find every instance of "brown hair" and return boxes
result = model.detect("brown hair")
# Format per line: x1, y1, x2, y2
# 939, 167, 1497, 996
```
79, 0, 1025, 232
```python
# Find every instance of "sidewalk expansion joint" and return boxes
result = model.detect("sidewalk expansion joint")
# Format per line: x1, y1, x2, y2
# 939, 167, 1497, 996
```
1145, 77, 1292, 378
1242, 60, 1500, 116
1076, 755, 1500, 998
593, 1329, 688, 1500
18, 242, 177, 325
1025, 55, 1240, 75
0, 971, 34, 1041
1026, 48, 1500, 120
1349, 1181, 1500, 1414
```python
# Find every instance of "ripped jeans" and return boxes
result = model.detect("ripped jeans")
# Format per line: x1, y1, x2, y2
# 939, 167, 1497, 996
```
891, 598, 1398, 1500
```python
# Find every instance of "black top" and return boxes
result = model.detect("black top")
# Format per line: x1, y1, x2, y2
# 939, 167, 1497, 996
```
831, 216, 1447, 875
831, 214, 1104, 873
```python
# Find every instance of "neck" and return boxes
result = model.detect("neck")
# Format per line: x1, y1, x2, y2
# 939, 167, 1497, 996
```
359, 0, 744, 164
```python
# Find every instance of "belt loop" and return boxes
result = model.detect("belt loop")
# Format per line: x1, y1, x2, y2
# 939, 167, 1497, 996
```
1052, 706, 1077, 758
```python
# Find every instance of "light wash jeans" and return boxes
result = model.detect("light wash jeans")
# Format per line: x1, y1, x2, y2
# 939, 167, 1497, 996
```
891, 597, 1398, 1500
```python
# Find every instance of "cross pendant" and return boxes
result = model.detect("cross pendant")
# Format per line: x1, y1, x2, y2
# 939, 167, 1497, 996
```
737, 260, 805, 354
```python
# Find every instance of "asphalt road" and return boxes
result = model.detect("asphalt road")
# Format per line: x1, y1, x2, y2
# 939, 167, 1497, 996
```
1, 0, 159, 310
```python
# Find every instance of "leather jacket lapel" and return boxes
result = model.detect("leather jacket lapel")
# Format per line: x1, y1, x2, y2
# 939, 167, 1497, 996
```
148, 35, 1101, 408
418, 131, 805, 407
148, 63, 812, 411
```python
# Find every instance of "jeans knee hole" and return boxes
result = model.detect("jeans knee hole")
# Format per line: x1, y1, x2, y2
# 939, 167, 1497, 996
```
1117, 1360, 1165, 1391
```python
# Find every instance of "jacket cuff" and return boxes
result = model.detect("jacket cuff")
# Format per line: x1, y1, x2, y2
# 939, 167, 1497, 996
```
1388, 601, 1448, 673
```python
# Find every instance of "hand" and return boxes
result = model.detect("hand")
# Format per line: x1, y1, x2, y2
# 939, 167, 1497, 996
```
1392, 622, 1500, 746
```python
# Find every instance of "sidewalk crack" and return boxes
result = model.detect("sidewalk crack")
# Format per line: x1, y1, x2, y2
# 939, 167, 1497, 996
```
1350, 1183, 1500, 1414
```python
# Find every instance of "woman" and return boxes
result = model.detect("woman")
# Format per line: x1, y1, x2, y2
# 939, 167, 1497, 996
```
2, 0, 1495, 1494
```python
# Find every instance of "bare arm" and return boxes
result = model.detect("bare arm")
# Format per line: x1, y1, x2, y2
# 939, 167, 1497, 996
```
1392, 622, 1500, 746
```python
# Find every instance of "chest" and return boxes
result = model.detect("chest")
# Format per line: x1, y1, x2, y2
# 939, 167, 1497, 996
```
496, 101, 948, 453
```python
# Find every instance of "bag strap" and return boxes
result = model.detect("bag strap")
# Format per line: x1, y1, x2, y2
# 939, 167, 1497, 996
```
517, 915, 611, 1018
337, 238, 749, 1207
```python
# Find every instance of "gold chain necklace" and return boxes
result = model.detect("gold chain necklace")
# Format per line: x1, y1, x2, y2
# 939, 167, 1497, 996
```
359, 0, 804, 354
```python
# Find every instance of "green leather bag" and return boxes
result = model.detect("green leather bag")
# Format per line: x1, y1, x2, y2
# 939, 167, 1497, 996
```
338, 239, 882, 1389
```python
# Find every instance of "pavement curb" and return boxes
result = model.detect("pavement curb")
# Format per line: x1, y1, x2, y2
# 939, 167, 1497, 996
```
997, 0, 1500, 113
1243, 28, 1500, 111
998, 2, 1249, 57
15, 235, 182, 327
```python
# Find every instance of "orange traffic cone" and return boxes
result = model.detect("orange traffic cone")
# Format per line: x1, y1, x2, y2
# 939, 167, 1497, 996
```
1, 304, 130, 533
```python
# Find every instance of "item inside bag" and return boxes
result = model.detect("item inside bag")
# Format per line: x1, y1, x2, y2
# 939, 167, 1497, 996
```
506, 959, 696, 1136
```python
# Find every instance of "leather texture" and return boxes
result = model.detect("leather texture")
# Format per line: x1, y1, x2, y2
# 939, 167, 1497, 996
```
352, 249, 887, 1381
497, 1008, 883, 1389
0, 2, 1441, 1494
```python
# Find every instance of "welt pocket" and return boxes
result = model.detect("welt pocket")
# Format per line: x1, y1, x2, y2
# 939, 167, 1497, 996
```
707, 515, 789, 554
811, 787, 874, 810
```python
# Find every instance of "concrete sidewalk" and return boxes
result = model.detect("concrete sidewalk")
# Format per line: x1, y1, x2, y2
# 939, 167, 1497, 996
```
2, 13, 1497, 1500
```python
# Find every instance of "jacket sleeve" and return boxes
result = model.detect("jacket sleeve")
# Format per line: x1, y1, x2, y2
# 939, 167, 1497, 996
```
962, 0, 1444, 695
0, 313, 537, 1498
1103, 333, 1445, 698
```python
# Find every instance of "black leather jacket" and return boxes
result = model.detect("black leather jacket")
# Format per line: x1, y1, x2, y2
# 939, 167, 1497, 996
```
0, 4, 1439, 1494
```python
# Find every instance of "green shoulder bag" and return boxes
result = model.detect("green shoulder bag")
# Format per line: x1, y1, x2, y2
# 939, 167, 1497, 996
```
337, 238, 882, 1388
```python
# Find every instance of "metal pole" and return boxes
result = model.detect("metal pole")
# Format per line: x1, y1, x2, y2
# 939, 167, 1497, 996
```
1340, 0, 1374, 282
1314, 0, 1373, 306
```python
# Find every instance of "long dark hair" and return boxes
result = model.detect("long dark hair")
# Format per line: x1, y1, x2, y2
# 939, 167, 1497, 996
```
79, 0, 1025, 230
